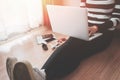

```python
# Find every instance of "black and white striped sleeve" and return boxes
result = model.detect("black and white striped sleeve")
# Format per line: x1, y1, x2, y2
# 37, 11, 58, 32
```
110, 0, 120, 27
99, 0, 120, 30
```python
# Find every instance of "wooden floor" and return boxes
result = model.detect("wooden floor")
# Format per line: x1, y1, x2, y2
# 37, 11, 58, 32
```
0, 27, 120, 80
0, 27, 67, 80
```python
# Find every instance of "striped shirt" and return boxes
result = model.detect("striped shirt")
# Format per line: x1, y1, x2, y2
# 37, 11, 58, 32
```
80, 0, 120, 31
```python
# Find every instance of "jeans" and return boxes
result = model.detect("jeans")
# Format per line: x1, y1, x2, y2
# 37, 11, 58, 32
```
42, 30, 114, 80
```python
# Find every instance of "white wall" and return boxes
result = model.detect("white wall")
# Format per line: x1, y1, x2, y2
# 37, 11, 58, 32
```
63, 0, 80, 6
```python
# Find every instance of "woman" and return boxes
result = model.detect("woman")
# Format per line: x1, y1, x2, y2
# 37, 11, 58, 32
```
6, 0, 120, 80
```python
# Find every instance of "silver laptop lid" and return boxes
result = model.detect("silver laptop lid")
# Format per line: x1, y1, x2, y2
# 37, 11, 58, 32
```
47, 5, 89, 41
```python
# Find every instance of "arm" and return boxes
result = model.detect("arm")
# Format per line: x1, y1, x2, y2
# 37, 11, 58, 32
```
89, 0, 120, 34
97, 0, 120, 31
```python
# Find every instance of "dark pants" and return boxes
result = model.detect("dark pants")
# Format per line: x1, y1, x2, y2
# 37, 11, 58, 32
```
42, 30, 114, 80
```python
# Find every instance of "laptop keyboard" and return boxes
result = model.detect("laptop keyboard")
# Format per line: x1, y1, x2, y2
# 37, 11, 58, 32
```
89, 34, 94, 37
89, 33, 103, 41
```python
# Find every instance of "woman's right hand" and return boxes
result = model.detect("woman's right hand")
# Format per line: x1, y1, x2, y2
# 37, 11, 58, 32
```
88, 25, 98, 36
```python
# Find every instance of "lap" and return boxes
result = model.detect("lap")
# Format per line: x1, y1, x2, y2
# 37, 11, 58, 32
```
42, 30, 113, 79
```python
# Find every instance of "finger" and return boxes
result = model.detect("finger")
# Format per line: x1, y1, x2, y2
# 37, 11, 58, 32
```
89, 31, 93, 36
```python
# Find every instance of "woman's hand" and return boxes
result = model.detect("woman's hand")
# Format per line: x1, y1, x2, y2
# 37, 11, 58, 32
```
88, 25, 98, 36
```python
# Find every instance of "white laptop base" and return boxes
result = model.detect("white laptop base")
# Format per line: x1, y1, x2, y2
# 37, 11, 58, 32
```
89, 33, 103, 41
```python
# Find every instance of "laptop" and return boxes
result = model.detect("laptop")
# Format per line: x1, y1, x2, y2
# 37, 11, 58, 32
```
47, 5, 102, 41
